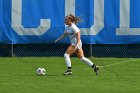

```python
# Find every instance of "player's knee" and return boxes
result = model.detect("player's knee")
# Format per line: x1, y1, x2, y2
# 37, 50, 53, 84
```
80, 56, 85, 61
64, 53, 70, 58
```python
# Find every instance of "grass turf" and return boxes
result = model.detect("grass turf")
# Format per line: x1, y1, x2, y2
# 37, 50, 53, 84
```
0, 57, 140, 93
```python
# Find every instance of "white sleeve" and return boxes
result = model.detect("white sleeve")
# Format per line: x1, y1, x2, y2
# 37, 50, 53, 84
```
71, 24, 80, 33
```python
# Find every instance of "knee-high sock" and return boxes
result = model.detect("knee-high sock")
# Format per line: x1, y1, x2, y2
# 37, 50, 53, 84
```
64, 53, 71, 68
80, 57, 93, 67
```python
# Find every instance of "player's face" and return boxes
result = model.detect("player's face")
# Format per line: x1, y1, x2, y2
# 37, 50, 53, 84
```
65, 17, 71, 25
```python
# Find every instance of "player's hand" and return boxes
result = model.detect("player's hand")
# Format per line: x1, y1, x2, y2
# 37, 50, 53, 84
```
55, 39, 59, 43
75, 44, 79, 50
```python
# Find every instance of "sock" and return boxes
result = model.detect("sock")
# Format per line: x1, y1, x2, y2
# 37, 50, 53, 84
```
64, 53, 71, 69
80, 57, 94, 67
91, 64, 96, 68
67, 67, 72, 71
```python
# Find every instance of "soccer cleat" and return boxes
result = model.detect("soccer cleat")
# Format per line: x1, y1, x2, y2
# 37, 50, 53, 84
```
63, 70, 72, 75
93, 66, 99, 76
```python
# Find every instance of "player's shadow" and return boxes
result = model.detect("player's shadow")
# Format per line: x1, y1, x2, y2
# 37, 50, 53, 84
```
46, 73, 63, 76
45, 72, 91, 76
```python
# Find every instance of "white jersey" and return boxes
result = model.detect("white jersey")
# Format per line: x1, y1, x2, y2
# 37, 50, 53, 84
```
65, 23, 82, 48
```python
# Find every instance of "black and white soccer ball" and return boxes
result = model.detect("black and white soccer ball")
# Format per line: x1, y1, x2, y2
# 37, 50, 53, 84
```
36, 67, 46, 76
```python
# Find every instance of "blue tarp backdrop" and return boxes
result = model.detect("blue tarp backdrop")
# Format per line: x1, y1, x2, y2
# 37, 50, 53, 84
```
0, 0, 140, 44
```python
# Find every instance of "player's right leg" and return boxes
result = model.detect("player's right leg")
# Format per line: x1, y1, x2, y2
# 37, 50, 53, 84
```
75, 48, 99, 76
63, 45, 75, 75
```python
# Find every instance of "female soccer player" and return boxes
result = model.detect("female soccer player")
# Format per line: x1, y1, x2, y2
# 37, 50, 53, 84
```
55, 14, 99, 76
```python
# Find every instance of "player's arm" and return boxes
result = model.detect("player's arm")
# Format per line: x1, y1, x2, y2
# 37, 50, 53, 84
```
55, 31, 68, 43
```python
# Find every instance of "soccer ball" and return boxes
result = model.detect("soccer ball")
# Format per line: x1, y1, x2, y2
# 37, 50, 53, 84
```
36, 67, 46, 76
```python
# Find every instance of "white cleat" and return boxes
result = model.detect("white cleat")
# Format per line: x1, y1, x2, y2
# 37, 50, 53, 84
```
94, 66, 99, 76
63, 70, 72, 75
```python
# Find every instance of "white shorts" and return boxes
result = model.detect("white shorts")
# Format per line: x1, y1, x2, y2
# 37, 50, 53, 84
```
71, 42, 82, 49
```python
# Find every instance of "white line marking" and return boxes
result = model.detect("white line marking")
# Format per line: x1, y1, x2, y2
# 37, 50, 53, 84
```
83, 59, 139, 70
100, 59, 139, 68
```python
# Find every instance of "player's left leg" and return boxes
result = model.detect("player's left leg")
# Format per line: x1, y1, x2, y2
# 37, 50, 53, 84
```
63, 45, 76, 75
75, 48, 99, 76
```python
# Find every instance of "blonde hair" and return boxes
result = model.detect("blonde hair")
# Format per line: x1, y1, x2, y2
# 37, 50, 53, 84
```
66, 14, 81, 25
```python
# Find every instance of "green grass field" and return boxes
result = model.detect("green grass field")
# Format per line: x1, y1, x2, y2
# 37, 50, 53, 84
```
0, 57, 140, 93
